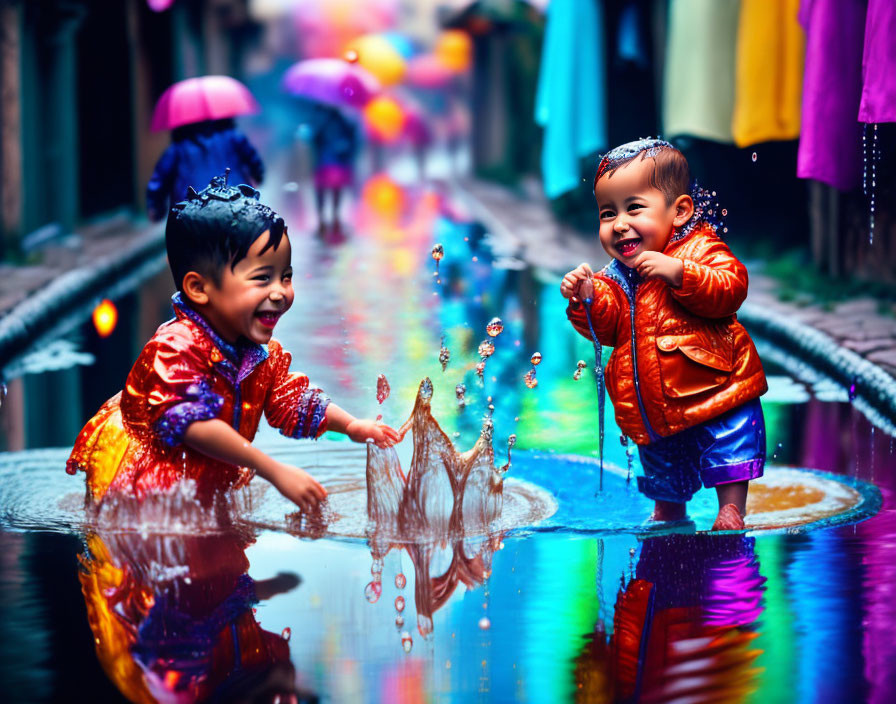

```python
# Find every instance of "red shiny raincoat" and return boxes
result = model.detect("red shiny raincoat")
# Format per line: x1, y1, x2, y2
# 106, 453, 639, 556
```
67, 296, 329, 505
567, 223, 767, 445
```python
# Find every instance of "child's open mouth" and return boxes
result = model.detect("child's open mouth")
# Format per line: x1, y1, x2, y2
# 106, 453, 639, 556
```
615, 237, 641, 257
255, 311, 282, 329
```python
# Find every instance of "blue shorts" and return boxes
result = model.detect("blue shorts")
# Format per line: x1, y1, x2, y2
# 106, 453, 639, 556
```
636, 399, 766, 503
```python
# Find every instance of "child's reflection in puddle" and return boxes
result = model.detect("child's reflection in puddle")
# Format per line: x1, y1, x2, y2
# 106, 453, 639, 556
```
79, 529, 318, 704
576, 533, 766, 703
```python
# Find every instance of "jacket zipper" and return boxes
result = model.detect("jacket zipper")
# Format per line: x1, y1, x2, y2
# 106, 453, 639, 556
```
602, 263, 659, 442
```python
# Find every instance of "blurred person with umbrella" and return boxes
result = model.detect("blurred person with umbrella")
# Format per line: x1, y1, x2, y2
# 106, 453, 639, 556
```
283, 55, 379, 233
146, 75, 264, 221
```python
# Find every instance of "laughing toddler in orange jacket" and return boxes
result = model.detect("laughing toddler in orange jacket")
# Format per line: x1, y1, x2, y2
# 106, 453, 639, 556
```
561, 139, 767, 531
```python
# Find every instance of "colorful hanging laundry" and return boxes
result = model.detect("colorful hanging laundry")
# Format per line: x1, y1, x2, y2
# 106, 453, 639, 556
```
662, 0, 740, 143
731, 0, 805, 147
858, 0, 896, 124
796, 0, 866, 190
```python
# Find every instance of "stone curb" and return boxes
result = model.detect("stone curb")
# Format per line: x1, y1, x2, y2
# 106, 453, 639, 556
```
0, 228, 166, 369
739, 302, 896, 423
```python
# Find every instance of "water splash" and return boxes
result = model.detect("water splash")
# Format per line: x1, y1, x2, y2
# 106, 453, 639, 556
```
581, 296, 606, 492
365, 580, 382, 603
366, 378, 505, 541
376, 374, 391, 404
439, 343, 450, 372
523, 369, 538, 389
485, 317, 504, 338
478, 340, 495, 359
620, 434, 635, 483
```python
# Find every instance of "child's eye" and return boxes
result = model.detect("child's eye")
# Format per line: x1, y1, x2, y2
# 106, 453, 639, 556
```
252, 274, 271, 282
600, 210, 615, 220
627, 204, 644, 212
282, 272, 293, 282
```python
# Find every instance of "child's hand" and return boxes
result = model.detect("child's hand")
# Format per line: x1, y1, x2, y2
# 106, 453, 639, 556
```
631, 251, 684, 288
346, 418, 400, 448
269, 462, 328, 514
561, 263, 595, 301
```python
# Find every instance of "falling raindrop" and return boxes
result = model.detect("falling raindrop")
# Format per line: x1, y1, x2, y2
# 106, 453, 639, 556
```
478, 339, 495, 359
376, 374, 391, 404
524, 369, 538, 389
455, 383, 467, 407
395, 615, 405, 628
721, 209, 728, 217
431, 243, 444, 261
751, 152, 757, 162
364, 580, 382, 603
475, 361, 486, 383
281, 627, 291, 641
0, 379, 6, 411
395, 596, 406, 612
371, 558, 384, 575
439, 345, 451, 371
530, 352, 542, 366
508, 434, 517, 449
478, 617, 491, 630
401, 632, 413, 653
485, 317, 504, 337
395, 573, 407, 589
573, 359, 587, 381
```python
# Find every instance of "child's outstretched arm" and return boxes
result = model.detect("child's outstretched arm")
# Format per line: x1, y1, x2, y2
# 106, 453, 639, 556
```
561, 263, 624, 347
324, 403, 400, 447
670, 239, 749, 318
183, 419, 326, 514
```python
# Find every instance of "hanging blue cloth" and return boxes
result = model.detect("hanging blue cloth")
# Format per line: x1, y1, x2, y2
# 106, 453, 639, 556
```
535, 0, 607, 199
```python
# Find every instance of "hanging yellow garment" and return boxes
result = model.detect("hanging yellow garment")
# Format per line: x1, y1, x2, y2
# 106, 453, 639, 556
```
732, 0, 805, 146
663, 0, 741, 143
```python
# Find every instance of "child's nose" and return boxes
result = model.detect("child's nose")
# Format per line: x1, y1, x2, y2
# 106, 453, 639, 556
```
614, 216, 629, 233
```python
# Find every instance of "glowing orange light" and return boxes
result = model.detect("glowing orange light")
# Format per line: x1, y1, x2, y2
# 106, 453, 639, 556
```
435, 30, 472, 73
363, 95, 406, 143
362, 174, 405, 220
92, 299, 118, 338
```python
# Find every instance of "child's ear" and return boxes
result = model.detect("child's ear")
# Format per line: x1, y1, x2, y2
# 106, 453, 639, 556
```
672, 194, 695, 227
182, 271, 211, 306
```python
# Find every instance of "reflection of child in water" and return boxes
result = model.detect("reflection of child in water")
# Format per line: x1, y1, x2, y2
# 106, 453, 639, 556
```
146, 118, 265, 222
561, 140, 768, 531
588, 534, 765, 701
301, 103, 360, 233
68, 175, 397, 512
79, 530, 317, 703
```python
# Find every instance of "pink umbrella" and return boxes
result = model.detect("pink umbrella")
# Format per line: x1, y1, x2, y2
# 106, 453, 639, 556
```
406, 54, 455, 89
282, 58, 380, 109
150, 75, 260, 132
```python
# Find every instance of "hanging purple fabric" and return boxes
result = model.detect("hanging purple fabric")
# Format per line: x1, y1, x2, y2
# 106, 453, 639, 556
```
796, 0, 866, 191
858, 0, 896, 123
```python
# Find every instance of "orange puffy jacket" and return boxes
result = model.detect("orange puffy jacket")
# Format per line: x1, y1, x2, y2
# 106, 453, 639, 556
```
567, 223, 767, 445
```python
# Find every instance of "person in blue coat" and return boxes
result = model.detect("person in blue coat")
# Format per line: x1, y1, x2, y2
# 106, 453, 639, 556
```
146, 118, 265, 221
302, 103, 360, 233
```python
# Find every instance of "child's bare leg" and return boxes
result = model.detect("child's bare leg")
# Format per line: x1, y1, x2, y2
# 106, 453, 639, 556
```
716, 481, 748, 516
712, 481, 748, 530
651, 499, 687, 522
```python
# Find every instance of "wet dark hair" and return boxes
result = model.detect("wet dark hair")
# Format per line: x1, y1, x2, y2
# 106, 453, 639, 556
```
593, 139, 691, 205
165, 172, 286, 292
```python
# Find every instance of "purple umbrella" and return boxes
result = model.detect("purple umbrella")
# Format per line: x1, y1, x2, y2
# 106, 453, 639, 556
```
282, 58, 381, 109
150, 75, 260, 132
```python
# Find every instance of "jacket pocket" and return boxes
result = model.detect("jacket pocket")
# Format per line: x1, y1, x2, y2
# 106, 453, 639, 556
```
655, 333, 733, 398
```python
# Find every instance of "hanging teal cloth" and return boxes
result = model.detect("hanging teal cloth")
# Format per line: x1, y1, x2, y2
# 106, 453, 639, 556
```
535, 0, 607, 199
